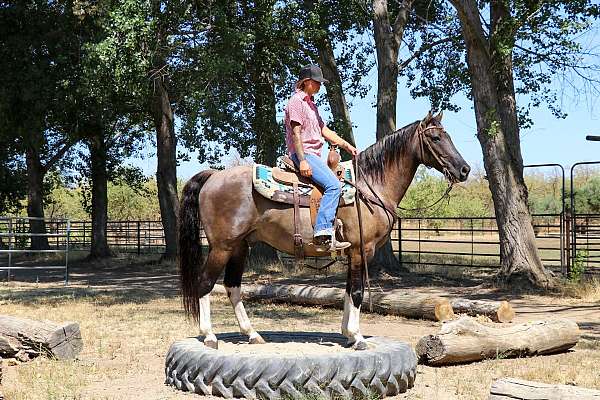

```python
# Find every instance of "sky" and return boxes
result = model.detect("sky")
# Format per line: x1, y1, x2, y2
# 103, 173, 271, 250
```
131, 34, 600, 181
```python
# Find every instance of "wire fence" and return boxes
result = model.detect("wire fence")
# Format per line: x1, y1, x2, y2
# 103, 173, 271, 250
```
393, 214, 566, 273
2, 212, 599, 277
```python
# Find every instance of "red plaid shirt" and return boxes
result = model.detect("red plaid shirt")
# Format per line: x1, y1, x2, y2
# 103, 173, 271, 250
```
284, 89, 326, 157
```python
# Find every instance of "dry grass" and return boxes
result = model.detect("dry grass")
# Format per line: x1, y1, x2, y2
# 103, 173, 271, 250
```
0, 284, 338, 400
558, 276, 600, 303
0, 255, 599, 400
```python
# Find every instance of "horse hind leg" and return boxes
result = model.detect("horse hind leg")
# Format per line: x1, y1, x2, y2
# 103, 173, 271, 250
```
198, 248, 232, 349
224, 243, 265, 344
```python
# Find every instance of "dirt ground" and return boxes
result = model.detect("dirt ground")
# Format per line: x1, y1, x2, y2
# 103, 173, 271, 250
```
0, 253, 599, 399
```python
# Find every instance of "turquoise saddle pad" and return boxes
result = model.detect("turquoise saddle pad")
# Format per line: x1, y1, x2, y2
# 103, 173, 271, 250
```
252, 161, 356, 206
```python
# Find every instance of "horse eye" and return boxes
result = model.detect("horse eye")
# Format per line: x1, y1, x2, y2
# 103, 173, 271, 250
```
432, 135, 441, 142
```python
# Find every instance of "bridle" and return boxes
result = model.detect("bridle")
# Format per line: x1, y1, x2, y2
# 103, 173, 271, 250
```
416, 121, 458, 185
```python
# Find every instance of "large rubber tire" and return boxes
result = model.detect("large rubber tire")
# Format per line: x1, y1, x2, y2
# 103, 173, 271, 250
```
165, 332, 417, 399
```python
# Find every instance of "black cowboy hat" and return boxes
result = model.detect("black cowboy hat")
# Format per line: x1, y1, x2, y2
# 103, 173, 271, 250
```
295, 64, 329, 87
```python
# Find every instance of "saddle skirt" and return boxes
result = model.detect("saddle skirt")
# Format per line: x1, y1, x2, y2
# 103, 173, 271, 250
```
252, 160, 356, 207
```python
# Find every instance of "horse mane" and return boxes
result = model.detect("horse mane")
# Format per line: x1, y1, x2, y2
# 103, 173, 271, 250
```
357, 120, 421, 183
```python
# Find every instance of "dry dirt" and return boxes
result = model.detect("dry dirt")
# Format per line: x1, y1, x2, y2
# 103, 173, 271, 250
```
0, 253, 599, 400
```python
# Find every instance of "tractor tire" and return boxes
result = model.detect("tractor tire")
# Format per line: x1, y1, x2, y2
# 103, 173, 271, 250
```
165, 331, 417, 399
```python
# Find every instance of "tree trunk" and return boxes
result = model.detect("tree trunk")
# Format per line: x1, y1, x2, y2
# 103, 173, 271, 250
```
213, 283, 454, 321
0, 315, 82, 361
371, 0, 412, 274
372, 0, 411, 140
315, 33, 356, 150
416, 316, 579, 366
88, 135, 111, 258
371, 238, 409, 274
152, 72, 179, 261
25, 144, 49, 250
452, 0, 554, 288
450, 299, 515, 323
490, 378, 600, 400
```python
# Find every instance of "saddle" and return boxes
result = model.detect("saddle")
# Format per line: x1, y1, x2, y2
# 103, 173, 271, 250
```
252, 148, 356, 260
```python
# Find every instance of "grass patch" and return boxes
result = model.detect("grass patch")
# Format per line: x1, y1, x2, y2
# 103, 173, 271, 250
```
558, 276, 600, 302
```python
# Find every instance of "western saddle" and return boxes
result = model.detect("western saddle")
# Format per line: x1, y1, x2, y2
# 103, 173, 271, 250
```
272, 147, 346, 260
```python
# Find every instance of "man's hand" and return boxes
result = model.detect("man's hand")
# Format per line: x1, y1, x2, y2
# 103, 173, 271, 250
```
345, 143, 359, 157
299, 160, 312, 177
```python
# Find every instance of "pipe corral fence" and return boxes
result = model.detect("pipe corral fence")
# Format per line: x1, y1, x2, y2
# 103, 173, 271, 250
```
2, 162, 599, 278
0, 216, 71, 284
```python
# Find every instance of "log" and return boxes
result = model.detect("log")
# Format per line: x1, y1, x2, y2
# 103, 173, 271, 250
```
0, 315, 83, 361
416, 316, 579, 366
451, 298, 515, 323
489, 377, 600, 399
213, 283, 454, 321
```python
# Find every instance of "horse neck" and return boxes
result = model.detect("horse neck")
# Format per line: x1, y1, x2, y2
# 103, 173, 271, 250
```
359, 133, 420, 207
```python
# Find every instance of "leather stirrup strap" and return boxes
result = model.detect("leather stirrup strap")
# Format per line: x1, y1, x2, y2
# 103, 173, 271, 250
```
292, 182, 304, 263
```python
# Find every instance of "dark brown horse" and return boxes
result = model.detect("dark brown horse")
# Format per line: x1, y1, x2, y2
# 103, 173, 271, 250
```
179, 111, 470, 350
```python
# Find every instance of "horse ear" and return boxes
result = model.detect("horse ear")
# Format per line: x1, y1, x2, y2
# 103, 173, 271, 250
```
424, 110, 433, 122
435, 110, 443, 122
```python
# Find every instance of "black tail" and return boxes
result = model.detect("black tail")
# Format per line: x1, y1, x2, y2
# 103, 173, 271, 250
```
179, 169, 216, 321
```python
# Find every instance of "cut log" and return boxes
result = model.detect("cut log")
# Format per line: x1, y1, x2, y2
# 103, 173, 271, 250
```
0, 315, 83, 360
489, 377, 600, 399
416, 316, 579, 366
213, 283, 454, 321
451, 299, 515, 323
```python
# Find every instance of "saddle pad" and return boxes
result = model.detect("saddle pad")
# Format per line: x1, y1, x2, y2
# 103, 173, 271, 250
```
253, 162, 356, 206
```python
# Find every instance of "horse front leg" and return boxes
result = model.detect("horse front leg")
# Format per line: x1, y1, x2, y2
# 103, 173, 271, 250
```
341, 252, 368, 350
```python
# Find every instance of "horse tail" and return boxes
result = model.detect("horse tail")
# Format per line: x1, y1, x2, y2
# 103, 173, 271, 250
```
178, 169, 216, 321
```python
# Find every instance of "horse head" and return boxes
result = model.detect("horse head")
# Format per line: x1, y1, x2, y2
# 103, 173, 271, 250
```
417, 110, 470, 183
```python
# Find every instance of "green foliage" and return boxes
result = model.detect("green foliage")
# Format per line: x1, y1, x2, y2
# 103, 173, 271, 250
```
46, 178, 162, 221
0, 139, 26, 215
569, 250, 588, 282
401, 0, 600, 126
485, 109, 500, 138
574, 176, 600, 214
399, 166, 492, 218
399, 166, 600, 218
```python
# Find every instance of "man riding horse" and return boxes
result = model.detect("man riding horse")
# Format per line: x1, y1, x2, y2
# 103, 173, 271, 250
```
285, 64, 358, 252
178, 66, 470, 350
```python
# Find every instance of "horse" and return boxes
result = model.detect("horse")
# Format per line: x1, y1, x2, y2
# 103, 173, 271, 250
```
178, 110, 470, 350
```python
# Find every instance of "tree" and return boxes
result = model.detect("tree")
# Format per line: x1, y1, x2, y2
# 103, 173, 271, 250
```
72, 1, 151, 258
298, 0, 373, 152
405, 0, 600, 287
0, 139, 26, 217
0, 0, 80, 249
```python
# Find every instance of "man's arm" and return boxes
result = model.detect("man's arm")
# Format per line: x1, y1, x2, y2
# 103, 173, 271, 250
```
321, 126, 358, 156
291, 121, 312, 177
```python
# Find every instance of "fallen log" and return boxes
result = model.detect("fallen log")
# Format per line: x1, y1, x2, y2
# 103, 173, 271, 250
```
450, 299, 515, 323
213, 283, 454, 321
416, 316, 579, 366
0, 315, 83, 361
489, 377, 600, 399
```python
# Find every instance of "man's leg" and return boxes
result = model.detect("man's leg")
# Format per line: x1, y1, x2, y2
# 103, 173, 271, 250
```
292, 153, 349, 250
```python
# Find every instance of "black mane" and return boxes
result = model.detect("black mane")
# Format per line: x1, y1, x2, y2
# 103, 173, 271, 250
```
357, 120, 421, 182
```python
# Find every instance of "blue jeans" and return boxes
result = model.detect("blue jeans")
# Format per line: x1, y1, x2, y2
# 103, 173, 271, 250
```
291, 153, 341, 237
